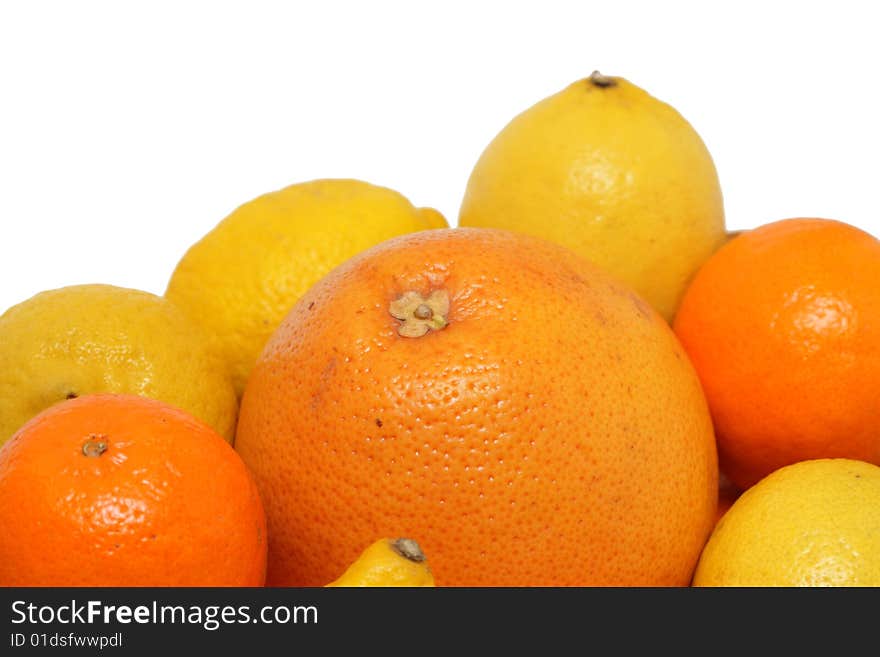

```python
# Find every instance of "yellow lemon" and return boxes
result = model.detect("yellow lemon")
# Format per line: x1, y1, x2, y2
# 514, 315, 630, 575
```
326, 538, 435, 587
459, 71, 726, 321
165, 178, 447, 395
693, 459, 880, 587
0, 284, 238, 444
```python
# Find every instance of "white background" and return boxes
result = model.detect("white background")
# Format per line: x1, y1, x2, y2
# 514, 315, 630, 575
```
1, 0, 878, 314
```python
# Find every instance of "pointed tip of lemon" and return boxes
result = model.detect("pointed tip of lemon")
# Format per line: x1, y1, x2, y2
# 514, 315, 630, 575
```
325, 537, 436, 587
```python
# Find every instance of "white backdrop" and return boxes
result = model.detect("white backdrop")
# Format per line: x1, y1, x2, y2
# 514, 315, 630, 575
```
1, 0, 878, 313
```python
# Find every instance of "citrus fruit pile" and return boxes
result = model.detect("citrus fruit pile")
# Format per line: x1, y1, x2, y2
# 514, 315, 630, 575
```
1, 72, 878, 588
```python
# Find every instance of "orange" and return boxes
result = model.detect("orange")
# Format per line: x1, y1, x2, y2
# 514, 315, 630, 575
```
235, 227, 718, 587
0, 393, 267, 586
673, 218, 880, 490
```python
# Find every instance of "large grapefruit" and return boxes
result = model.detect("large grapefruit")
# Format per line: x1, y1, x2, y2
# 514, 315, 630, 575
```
235, 227, 717, 586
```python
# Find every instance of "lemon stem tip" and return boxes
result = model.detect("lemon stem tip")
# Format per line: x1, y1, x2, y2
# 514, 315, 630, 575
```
589, 70, 617, 88
392, 538, 427, 563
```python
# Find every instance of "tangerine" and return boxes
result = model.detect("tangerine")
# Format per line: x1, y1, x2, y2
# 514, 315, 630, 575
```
673, 218, 880, 490
235, 227, 717, 586
0, 393, 267, 586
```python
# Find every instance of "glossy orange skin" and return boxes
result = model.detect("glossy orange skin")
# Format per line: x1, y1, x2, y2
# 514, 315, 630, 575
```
236, 227, 717, 587
0, 393, 267, 586
674, 218, 880, 490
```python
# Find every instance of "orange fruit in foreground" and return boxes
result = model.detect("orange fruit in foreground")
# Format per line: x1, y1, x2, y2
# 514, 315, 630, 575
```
673, 218, 880, 490
0, 393, 267, 586
235, 227, 718, 586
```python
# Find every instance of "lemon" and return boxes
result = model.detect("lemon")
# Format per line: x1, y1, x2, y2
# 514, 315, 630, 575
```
459, 71, 726, 321
165, 178, 447, 395
0, 284, 238, 444
326, 538, 435, 587
693, 459, 880, 586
